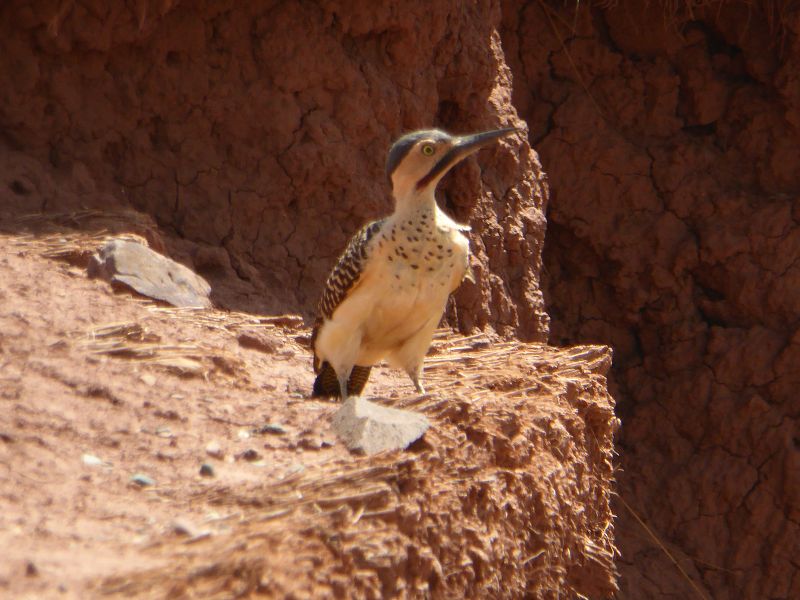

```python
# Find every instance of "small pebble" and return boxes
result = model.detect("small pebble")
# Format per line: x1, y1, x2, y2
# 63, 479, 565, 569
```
199, 463, 215, 477
253, 423, 286, 435
154, 410, 180, 421
155, 426, 173, 438
237, 331, 279, 353
238, 449, 261, 462
237, 429, 251, 440
171, 519, 198, 537
140, 373, 157, 386
205, 440, 223, 458
25, 561, 38, 577
81, 453, 104, 467
130, 473, 156, 487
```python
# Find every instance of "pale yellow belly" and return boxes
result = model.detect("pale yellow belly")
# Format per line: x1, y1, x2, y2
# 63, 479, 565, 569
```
357, 242, 465, 361
314, 222, 469, 372
359, 276, 448, 355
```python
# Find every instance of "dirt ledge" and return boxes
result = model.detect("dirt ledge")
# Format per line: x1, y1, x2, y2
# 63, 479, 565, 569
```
98, 343, 618, 599
0, 224, 618, 598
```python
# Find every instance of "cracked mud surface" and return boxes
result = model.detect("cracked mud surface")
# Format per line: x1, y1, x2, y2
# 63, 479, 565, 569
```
502, 2, 800, 598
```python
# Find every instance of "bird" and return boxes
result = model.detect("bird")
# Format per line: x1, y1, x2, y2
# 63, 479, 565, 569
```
311, 126, 518, 399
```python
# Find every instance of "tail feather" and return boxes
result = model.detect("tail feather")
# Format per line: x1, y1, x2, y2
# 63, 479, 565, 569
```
312, 362, 372, 398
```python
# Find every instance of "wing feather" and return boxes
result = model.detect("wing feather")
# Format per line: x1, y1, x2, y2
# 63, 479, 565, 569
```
311, 218, 386, 372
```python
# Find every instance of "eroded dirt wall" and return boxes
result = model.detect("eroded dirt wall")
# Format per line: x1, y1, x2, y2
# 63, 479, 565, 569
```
0, 0, 550, 340
502, 1, 800, 598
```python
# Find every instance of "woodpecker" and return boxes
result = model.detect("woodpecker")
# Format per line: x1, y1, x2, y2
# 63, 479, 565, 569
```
311, 127, 517, 399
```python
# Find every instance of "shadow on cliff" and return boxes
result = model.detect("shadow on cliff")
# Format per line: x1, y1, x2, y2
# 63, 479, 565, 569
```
502, 1, 800, 598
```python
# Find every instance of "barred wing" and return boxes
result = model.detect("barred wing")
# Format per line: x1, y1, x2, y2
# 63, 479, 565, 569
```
311, 218, 386, 373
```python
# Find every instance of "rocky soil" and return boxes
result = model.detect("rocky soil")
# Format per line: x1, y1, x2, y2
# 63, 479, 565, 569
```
0, 221, 617, 598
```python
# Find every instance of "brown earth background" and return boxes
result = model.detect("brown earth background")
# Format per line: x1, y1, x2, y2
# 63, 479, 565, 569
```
1, 0, 799, 598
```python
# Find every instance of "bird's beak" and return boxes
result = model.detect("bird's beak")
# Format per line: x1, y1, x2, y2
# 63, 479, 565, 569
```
416, 127, 519, 189
453, 127, 520, 156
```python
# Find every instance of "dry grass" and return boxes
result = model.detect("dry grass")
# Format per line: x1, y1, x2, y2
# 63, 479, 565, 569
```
79, 321, 210, 376
6, 209, 164, 267
5, 218, 621, 597
8, 230, 148, 263
94, 330, 619, 598
618, 496, 710, 600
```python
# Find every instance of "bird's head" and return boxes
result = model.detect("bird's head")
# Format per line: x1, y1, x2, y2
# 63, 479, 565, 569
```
386, 127, 518, 199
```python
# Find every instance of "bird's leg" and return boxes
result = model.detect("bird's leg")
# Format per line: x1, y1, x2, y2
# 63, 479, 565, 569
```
407, 364, 425, 395
337, 367, 351, 399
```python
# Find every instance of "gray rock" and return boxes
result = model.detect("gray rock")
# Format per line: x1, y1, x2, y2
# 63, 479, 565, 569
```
253, 423, 287, 435
130, 473, 156, 487
331, 397, 430, 455
237, 448, 261, 462
171, 518, 199, 537
88, 239, 211, 308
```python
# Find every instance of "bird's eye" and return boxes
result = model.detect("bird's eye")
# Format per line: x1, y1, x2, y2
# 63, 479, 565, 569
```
421, 144, 435, 156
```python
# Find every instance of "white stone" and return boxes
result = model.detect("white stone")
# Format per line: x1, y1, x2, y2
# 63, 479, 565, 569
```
331, 397, 430, 455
